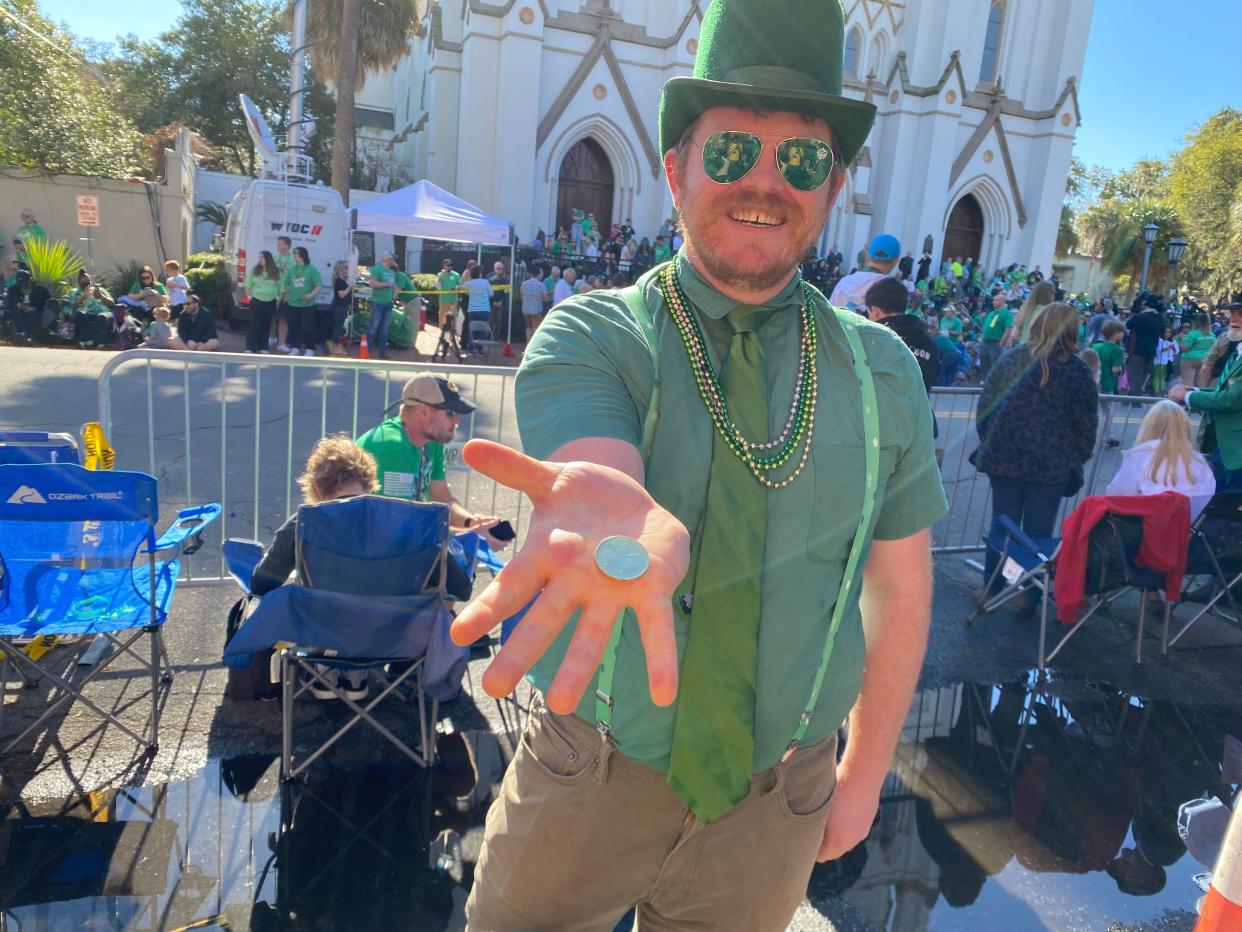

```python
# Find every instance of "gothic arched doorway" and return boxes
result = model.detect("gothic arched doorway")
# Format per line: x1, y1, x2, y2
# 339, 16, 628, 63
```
556, 138, 614, 246
943, 193, 985, 262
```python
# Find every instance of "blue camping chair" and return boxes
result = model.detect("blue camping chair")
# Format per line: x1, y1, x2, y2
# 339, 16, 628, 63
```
0, 463, 220, 756
0, 431, 80, 466
223, 496, 466, 779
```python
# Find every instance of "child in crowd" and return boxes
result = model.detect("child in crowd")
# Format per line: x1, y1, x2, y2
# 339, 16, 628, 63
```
140, 306, 173, 349
1091, 320, 1125, 394
110, 305, 142, 350
164, 260, 190, 319
1079, 346, 1101, 384
1153, 327, 1178, 395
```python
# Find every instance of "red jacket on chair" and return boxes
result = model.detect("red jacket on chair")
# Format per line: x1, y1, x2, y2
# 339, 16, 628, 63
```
1054, 493, 1191, 622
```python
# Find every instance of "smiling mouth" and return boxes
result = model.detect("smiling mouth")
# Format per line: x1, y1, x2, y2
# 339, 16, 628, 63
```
728, 210, 784, 228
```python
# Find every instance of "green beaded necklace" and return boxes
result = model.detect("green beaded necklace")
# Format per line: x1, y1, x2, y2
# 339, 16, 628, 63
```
658, 263, 818, 489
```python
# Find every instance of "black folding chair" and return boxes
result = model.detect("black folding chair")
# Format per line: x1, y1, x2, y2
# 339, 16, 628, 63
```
1165, 491, 1242, 653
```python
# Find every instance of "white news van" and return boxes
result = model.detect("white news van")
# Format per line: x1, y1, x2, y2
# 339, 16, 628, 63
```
222, 179, 354, 326
221, 95, 355, 327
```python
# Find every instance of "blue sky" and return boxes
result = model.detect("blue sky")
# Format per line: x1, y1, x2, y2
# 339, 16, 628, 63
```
37, 0, 1240, 174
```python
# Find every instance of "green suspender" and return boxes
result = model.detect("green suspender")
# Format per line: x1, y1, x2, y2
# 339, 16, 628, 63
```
593, 284, 660, 733
595, 282, 879, 757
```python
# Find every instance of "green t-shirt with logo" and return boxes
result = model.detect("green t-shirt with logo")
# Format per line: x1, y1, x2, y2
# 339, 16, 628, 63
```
439, 270, 462, 304
274, 252, 294, 278
369, 264, 396, 303
355, 417, 446, 501
282, 263, 322, 307
981, 306, 1013, 342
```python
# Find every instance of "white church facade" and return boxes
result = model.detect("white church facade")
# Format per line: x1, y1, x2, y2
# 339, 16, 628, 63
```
353, 0, 1092, 272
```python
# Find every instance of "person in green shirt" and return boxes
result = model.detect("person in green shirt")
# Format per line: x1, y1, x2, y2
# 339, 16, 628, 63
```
365, 251, 397, 359
13, 208, 46, 265
653, 235, 671, 263
271, 236, 295, 351
121, 265, 168, 320
940, 308, 964, 344
281, 246, 322, 355
436, 258, 463, 330
452, 5, 948, 926
64, 270, 113, 347
979, 291, 1014, 378
3, 257, 19, 290
244, 250, 283, 353
1092, 320, 1126, 394
1180, 313, 1218, 387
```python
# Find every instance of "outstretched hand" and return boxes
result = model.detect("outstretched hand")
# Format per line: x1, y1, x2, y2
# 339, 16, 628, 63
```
449, 439, 690, 714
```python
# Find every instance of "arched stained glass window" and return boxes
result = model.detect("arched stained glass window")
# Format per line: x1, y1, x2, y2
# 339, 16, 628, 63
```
844, 27, 862, 77
979, 1, 1004, 83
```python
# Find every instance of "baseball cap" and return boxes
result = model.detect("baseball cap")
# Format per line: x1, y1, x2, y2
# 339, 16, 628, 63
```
385, 373, 476, 415
868, 234, 901, 262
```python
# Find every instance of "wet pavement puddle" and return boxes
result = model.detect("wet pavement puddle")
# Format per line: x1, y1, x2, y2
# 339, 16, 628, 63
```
1, 673, 1236, 931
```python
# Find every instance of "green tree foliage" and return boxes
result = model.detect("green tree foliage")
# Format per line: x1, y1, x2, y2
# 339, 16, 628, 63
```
1168, 108, 1242, 297
0, 0, 138, 176
1076, 197, 1180, 290
103, 0, 335, 179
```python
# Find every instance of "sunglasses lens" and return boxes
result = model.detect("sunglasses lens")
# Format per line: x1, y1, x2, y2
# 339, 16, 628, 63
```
702, 132, 761, 184
776, 138, 834, 191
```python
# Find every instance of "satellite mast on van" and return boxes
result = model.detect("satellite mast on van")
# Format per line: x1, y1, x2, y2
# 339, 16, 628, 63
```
239, 94, 279, 176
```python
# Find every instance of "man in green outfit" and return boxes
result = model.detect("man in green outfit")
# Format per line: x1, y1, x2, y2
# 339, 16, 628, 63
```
451, 1, 947, 929
979, 290, 1014, 378
12, 208, 45, 266
356, 373, 506, 537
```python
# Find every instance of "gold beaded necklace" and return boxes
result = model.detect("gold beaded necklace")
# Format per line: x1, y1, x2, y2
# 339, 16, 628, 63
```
658, 263, 818, 489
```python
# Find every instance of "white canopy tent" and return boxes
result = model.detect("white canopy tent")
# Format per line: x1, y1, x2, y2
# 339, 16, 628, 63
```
351, 180, 518, 353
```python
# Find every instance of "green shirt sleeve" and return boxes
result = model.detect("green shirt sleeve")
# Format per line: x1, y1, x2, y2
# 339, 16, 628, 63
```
861, 327, 949, 541
428, 441, 446, 482
515, 293, 651, 459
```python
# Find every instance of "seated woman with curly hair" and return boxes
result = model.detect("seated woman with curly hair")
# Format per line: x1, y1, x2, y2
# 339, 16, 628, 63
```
251, 435, 378, 699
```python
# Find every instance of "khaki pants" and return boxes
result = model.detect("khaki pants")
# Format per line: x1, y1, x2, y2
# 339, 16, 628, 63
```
466, 700, 838, 932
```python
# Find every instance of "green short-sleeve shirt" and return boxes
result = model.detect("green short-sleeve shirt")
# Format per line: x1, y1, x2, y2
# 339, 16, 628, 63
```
942, 315, 963, 344
1093, 340, 1124, 393
282, 264, 322, 307
982, 307, 1013, 342
439, 270, 462, 305
515, 255, 947, 774
368, 264, 396, 304
245, 271, 281, 302
356, 417, 446, 501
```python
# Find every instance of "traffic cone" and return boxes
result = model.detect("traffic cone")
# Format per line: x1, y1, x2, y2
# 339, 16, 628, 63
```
359, 334, 370, 359
1196, 803, 1242, 930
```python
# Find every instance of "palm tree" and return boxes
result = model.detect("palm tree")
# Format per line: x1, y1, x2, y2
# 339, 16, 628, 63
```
300, 0, 423, 205
1076, 199, 1181, 299
195, 201, 231, 232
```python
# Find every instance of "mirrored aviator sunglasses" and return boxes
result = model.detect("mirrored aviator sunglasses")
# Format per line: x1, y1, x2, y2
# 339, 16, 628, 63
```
700, 131, 835, 192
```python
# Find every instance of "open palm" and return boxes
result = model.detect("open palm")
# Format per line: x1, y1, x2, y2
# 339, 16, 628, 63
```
449, 439, 690, 714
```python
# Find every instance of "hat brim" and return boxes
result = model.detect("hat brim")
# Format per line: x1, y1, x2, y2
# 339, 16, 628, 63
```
659, 77, 877, 168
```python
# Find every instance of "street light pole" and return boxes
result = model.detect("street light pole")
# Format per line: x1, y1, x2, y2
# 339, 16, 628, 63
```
1138, 222, 1158, 293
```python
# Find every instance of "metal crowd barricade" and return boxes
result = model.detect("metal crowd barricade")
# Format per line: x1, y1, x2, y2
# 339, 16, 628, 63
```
930, 387, 1178, 554
97, 350, 522, 586
96, 351, 1187, 582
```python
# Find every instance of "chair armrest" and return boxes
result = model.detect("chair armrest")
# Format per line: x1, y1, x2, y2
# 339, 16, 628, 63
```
147, 503, 222, 554
223, 538, 264, 594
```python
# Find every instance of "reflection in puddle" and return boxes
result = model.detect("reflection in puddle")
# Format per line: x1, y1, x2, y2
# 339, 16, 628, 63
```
1, 675, 1236, 931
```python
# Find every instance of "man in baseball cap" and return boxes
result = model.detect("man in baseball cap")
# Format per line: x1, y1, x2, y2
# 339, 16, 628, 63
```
357, 373, 490, 529
829, 232, 903, 311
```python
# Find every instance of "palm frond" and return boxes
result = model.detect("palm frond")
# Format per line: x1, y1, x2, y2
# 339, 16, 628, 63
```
24, 238, 84, 296
300, 0, 422, 89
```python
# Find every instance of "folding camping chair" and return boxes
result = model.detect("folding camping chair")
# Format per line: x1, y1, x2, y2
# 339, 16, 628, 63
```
970, 499, 1184, 669
1164, 490, 1242, 653
0, 463, 220, 757
0, 431, 80, 466
222, 496, 464, 779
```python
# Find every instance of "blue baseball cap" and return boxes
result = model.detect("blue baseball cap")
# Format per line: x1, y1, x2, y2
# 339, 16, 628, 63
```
868, 234, 901, 262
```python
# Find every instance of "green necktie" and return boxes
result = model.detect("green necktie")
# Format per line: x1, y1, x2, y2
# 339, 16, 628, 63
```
667, 307, 770, 823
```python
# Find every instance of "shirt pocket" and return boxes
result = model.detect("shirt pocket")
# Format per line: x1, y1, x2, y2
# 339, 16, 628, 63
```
807, 442, 898, 561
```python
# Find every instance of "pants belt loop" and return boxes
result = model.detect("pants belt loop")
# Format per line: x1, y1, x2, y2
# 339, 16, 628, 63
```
595, 733, 614, 784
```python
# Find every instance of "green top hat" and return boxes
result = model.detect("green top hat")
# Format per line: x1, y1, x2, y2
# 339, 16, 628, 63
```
659, 0, 877, 167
